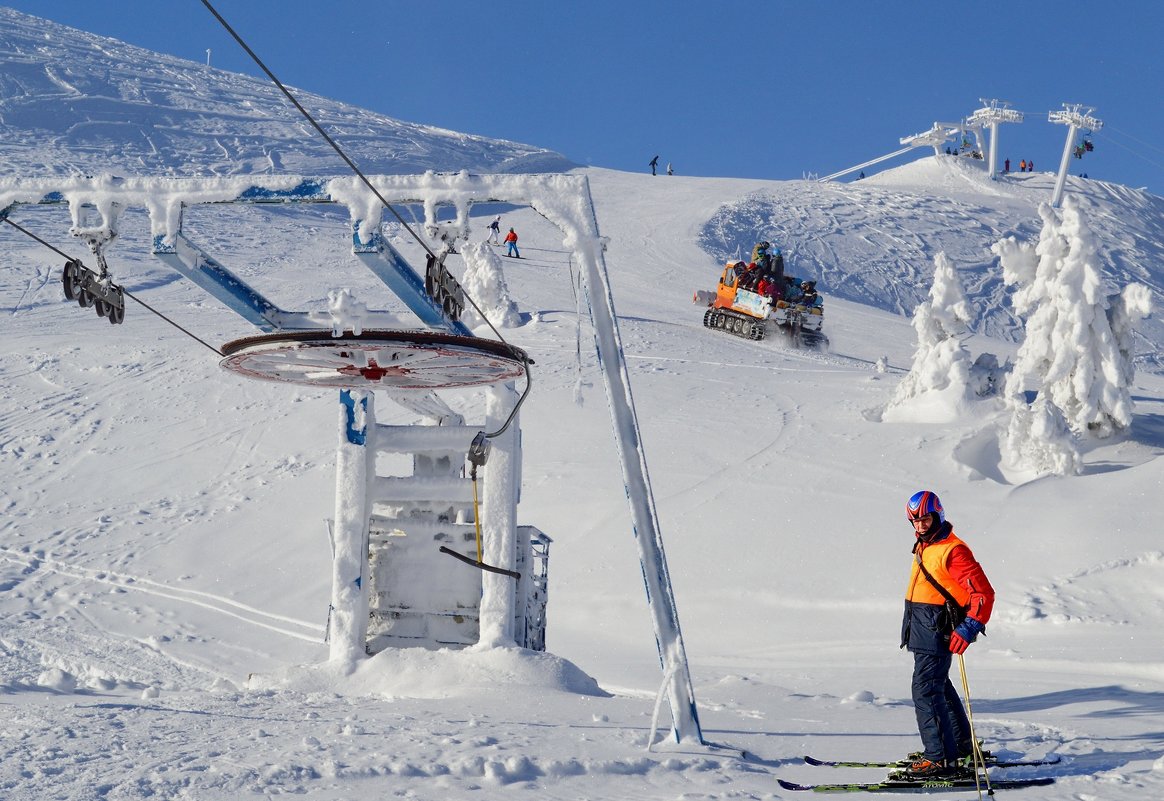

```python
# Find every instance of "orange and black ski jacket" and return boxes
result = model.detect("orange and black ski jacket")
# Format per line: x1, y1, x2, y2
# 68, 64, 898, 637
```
900, 523, 994, 653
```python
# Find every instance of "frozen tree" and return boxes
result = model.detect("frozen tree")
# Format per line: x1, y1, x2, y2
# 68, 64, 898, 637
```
460, 241, 521, 329
999, 392, 1081, 477
883, 251, 975, 421
1109, 282, 1153, 388
995, 196, 1151, 441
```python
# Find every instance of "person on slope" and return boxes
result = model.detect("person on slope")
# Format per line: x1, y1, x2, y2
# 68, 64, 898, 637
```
504, 227, 521, 258
899, 490, 995, 779
487, 215, 501, 244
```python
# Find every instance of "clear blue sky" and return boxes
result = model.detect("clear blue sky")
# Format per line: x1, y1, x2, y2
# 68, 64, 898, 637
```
8, 1, 1164, 193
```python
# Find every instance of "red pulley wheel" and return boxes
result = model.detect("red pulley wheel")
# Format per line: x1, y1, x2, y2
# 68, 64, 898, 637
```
219, 329, 528, 390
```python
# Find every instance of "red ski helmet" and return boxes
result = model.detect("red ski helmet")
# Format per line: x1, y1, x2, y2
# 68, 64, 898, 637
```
906, 490, 945, 525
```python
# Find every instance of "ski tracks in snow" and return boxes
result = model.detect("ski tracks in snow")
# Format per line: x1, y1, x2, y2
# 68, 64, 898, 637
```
0, 546, 322, 643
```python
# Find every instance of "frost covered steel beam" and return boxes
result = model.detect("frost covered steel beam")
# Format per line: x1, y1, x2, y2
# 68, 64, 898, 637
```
151, 231, 313, 332
370, 475, 475, 504
349, 223, 470, 336
369, 423, 480, 454
563, 178, 705, 746
329, 390, 373, 664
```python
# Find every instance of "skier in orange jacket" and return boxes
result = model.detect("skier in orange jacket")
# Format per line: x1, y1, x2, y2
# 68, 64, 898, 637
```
503, 228, 521, 258
898, 490, 995, 779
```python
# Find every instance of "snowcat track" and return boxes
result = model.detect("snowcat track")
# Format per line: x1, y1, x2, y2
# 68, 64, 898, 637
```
703, 308, 765, 341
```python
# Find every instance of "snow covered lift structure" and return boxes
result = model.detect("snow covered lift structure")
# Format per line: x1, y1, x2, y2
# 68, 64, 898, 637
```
154, 177, 549, 660
1, 171, 704, 744
1, 174, 549, 658
819, 100, 1021, 183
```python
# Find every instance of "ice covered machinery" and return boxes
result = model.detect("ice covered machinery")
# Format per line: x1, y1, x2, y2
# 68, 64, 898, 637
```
695, 261, 828, 349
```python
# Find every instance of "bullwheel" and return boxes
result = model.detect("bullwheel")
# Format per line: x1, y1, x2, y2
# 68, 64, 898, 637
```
220, 329, 529, 390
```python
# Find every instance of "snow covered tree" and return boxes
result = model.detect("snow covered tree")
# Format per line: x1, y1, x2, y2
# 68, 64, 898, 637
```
994, 196, 1151, 441
883, 251, 976, 421
999, 392, 1081, 477
460, 241, 521, 329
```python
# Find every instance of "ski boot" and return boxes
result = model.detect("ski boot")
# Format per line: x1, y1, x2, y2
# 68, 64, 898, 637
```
888, 757, 972, 782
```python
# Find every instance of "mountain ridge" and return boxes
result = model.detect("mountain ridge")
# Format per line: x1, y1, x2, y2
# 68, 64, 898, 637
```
0, 7, 574, 177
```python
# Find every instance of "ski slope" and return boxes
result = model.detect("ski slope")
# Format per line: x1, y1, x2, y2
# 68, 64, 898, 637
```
3, 8, 1164, 800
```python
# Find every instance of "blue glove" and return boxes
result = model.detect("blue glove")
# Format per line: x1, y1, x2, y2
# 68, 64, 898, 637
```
950, 617, 985, 654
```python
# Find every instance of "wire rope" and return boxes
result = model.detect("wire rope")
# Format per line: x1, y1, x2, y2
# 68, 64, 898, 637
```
1092, 127, 1164, 174
199, 0, 532, 437
3, 216, 224, 356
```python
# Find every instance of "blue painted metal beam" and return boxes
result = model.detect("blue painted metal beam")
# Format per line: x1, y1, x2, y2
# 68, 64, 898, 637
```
152, 232, 312, 332
5, 179, 471, 335
233, 179, 332, 203
350, 223, 471, 336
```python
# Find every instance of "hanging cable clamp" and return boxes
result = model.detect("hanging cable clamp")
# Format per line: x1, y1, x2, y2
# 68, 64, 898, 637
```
468, 431, 491, 469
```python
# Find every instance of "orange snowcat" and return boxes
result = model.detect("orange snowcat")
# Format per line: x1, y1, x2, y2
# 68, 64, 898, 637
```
694, 261, 827, 349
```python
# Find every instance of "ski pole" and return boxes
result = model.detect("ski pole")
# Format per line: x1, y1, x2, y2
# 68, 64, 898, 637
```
957, 653, 994, 798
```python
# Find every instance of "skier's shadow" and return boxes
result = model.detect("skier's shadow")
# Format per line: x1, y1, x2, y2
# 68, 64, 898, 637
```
978, 684, 1164, 717
977, 685, 1164, 776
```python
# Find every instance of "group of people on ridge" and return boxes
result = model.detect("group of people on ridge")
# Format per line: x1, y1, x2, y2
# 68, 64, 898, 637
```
730, 241, 821, 308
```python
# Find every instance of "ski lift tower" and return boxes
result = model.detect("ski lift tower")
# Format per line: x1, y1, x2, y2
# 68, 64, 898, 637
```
934, 117, 986, 161
1049, 103, 1103, 207
816, 123, 948, 182
0, 171, 706, 746
966, 99, 1024, 179
900, 122, 957, 155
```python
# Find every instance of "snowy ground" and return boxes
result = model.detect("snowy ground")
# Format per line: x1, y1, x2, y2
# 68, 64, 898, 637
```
2, 158, 1164, 800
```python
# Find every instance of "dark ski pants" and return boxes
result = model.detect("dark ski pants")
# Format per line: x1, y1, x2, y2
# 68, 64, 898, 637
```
911, 650, 971, 761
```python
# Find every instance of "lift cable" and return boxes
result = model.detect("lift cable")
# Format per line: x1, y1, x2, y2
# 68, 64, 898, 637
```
3, 216, 224, 356
199, 0, 435, 261
200, 0, 531, 439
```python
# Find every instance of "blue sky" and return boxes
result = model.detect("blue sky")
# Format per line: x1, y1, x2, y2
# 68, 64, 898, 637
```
7, 1, 1164, 193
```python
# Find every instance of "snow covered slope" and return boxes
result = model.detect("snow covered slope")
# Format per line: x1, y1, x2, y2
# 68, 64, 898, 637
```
0, 8, 573, 176
2, 9, 1164, 801
700, 156, 1164, 360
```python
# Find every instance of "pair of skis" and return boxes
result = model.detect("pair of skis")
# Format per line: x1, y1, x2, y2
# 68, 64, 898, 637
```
778, 753, 1059, 793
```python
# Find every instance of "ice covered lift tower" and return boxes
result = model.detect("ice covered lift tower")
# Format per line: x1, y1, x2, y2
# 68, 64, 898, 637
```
0, 170, 705, 745
966, 98, 1024, 179
1049, 104, 1103, 207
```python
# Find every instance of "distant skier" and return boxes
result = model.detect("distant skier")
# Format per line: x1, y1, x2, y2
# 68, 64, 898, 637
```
649, 155, 659, 176
898, 490, 995, 780
504, 227, 521, 258
487, 215, 501, 244
1004, 158, 1010, 173
667, 162, 674, 176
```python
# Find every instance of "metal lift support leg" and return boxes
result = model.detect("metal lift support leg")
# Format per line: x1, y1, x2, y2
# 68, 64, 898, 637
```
570, 181, 704, 745
152, 231, 312, 332
350, 223, 471, 336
